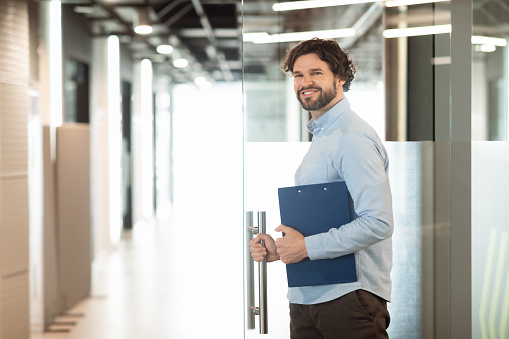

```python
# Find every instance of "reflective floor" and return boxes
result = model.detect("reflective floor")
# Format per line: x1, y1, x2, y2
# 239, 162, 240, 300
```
34, 216, 177, 339
33, 84, 246, 339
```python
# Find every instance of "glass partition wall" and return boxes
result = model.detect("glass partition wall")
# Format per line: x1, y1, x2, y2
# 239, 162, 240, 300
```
471, 1, 509, 339
242, 1, 476, 338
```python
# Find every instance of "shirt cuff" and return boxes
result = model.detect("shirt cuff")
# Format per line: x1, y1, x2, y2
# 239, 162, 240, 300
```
304, 234, 327, 260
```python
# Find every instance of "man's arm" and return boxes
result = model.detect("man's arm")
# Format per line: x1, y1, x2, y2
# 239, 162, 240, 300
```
306, 132, 394, 260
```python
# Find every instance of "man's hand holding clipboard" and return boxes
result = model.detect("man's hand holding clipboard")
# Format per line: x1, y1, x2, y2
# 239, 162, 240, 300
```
274, 225, 308, 264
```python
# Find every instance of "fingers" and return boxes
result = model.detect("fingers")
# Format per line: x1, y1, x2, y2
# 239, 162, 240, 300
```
250, 233, 282, 262
275, 224, 290, 233
249, 234, 268, 262
249, 233, 269, 247
250, 247, 267, 262
249, 235, 265, 250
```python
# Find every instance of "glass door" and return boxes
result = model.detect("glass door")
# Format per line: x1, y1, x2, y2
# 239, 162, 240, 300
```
243, 142, 309, 338
242, 0, 471, 338
240, 3, 312, 335
471, 1, 509, 338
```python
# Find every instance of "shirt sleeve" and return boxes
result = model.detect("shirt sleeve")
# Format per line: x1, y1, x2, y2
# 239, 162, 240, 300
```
304, 132, 394, 260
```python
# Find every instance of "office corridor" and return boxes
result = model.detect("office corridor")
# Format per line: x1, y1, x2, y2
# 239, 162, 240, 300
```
35, 215, 179, 339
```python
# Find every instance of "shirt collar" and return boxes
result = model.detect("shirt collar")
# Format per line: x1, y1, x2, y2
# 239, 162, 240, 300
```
307, 97, 350, 135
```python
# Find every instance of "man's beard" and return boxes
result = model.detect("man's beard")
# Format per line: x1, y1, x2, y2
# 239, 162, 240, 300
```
297, 81, 337, 111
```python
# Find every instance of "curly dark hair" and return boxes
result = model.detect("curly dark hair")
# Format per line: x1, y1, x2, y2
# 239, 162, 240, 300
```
280, 38, 356, 92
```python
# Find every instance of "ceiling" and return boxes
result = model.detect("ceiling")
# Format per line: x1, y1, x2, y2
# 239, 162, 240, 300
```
62, 0, 386, 84
62, 0, 509, 84
63, 0, 243, 83
242, 1, 384, 84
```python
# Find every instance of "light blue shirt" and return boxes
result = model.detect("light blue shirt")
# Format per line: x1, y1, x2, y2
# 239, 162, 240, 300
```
289, 97, 393, 305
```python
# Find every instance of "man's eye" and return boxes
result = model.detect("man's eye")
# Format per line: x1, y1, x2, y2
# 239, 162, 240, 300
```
294, 74, 303, 78
313, 72, 322, 75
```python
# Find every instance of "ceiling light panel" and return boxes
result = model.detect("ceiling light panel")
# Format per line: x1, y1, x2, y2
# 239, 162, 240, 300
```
385, 0, 449, 7
383, 24, 451, 38
273, 0, 384, 11
157, 45, 174, 54
244, 28, 356, 44
471, 36, 507, 47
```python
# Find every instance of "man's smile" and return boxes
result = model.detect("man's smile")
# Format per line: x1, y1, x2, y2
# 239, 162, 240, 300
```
300, 87, 321, 98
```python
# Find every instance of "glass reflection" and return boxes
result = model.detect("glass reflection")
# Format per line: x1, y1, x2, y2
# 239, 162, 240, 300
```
384, 1, 451, 141
242, 1, 384, 142
242, 1, 453, 338
472, 0, 509, 338
472, 0, 508, 141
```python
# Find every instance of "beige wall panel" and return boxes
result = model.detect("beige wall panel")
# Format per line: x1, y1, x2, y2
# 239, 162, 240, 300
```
0, 177, 29, 276
56, 124, 91, 311
1, 273, 29, 339
0, 1, 31, 338
0, 0, 29, 80
0, 83, 29, 177
42, 125, 60, 325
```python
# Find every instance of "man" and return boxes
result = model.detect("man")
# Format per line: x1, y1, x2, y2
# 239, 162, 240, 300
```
249, 38, 394, 338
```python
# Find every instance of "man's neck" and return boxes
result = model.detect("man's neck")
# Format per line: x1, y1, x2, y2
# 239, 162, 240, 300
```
310, 95, 344, 121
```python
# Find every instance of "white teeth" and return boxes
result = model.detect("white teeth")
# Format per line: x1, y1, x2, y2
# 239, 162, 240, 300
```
303, 91, 315, 95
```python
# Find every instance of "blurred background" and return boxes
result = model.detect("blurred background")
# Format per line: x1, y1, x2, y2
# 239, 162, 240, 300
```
0, 0, 507, 338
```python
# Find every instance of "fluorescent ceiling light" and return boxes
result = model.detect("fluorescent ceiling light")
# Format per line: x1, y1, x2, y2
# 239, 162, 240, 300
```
173, 58, 189, 68
471, 36, 507, 47
385, 0, 449, 7
383, 27, 509, 49
157, 44, 174, 54
273, 0, 384, 11
243, 28, 356, 44
272, 0, 450, 11
474, 44, 496, 53
383, 24, 451, 38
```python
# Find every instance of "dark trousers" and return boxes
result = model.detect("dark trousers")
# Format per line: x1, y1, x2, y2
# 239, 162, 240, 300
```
290, 290, 390, 339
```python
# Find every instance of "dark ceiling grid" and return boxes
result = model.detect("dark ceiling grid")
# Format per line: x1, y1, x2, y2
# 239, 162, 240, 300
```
61, 0, 508, 84
63, 0, 242, 82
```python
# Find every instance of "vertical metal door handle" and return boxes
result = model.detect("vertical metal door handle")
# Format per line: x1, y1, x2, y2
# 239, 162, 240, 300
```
245, 211, 255, 330
257, 211, 268, 334
245, 211, 268, 334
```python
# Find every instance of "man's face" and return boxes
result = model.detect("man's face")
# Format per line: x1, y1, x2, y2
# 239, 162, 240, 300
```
292, 53, 345, 118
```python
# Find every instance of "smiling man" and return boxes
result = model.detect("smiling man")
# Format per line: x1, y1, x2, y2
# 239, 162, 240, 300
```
294, 53, 343, 117
250, 38, 394, 338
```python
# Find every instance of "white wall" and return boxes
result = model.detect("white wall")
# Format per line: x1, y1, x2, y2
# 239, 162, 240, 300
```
132, 59, 154, 225
91, 36, 123, 255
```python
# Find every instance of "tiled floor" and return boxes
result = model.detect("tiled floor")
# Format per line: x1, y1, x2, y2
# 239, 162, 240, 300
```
33, 218, 179, 339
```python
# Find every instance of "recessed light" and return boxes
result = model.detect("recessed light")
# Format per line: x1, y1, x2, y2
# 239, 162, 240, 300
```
157, 45, 173, 54
173, 59, 189, 68
134, 25, 153, 35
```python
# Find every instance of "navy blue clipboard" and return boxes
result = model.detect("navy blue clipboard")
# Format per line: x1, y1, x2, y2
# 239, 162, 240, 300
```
278, 181, 357, 288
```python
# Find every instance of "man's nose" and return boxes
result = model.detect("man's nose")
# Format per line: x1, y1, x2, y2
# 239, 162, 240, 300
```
300, 74, 313, 87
